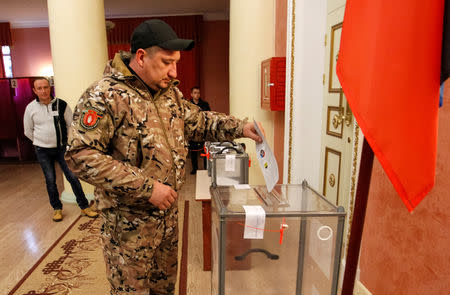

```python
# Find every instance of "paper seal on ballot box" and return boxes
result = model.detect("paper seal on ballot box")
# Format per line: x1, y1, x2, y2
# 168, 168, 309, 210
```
242, 205, 266, 239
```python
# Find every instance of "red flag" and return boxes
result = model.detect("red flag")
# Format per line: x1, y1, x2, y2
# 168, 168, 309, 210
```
337, 1, 446, 211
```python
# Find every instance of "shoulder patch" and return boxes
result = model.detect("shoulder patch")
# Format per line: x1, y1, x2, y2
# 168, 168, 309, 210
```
80, 108, 103, 130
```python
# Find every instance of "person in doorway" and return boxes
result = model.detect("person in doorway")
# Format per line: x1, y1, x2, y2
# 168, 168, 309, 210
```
23, 77, 98, 222
188, 86, 210, 174
64, 19, 264, 295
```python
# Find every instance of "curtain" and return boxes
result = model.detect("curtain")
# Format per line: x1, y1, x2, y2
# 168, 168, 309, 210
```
0, 78, 36, 160
178, 49, 197, 99
13, 78, 36, 160
0, 79, 16, 159
106, 16, 201, 45
108, 43, 130, 59
0, 79, 16, 139
0, 22, 12, 46
0, 50, 4, 78
106, 15, 202, 98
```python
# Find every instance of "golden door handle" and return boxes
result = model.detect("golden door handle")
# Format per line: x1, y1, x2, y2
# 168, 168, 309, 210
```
332, 113, 342, 129
332, 107, 352, 129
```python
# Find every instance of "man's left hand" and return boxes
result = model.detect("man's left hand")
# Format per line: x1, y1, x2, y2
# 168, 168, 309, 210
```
243, 122, 265, 143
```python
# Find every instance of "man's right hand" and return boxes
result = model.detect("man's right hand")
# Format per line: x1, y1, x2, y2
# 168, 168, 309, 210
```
149, 181, 178, 210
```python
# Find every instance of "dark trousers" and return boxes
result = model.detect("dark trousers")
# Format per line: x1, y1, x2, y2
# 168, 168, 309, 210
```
35, 146, 89, 210
189, 150, 207, 172
189, 142, 206, 172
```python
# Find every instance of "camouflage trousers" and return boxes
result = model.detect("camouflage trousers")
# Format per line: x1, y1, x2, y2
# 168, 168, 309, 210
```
100, 203, 179, 295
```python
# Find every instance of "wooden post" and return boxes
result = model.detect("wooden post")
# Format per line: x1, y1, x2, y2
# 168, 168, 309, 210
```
341, 138, 374, 294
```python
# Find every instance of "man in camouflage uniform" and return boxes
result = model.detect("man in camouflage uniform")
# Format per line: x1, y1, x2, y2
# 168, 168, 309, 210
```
65, 19, 263, 295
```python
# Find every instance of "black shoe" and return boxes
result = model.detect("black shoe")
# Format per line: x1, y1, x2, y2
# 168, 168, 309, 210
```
190, 170, 196, 175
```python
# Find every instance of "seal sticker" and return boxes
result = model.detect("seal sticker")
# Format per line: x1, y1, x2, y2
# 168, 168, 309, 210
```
80, 108, 103, 130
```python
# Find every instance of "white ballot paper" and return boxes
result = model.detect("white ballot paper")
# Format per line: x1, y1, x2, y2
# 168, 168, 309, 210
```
243, 205, 266, 239
254, 120, 279, 192
234, 184, 251, 190
225, 154, 235, 171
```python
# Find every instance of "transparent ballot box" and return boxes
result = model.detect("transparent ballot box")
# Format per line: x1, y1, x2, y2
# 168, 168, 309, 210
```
209, 142, 249, 186
210, 182, 345, 295
205, 141, 225, 176
205, 142, 247, 177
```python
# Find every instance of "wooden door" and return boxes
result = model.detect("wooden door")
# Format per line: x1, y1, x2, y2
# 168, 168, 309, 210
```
320, 1, 354, 210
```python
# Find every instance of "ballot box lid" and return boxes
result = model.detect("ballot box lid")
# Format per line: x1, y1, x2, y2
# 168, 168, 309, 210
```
210, 181, 345, 217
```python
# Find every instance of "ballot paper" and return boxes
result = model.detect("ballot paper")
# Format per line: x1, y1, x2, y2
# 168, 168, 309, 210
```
234, 184, 251, 190
254, 120, 279, 192
243, 205, 266, 239
225, 154, 236, 171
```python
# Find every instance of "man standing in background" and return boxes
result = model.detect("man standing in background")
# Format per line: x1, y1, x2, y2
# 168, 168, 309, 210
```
23, 77, 98, 222
188, 86, 210, 174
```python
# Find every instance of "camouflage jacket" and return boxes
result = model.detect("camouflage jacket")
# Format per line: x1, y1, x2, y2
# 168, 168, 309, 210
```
65, 52, 246, 210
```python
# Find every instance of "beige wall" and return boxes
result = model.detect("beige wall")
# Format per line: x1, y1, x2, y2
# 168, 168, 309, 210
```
200, 20, 229, 114
283, 0, 327, 187
229, 0, 275, 185
359, 80, 450, 294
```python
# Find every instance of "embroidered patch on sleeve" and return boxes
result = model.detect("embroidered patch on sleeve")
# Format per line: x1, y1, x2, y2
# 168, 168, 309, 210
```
80, 108, 103, 130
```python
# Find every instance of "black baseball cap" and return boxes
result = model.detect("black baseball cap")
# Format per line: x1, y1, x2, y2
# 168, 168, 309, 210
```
130, 19, 195, 53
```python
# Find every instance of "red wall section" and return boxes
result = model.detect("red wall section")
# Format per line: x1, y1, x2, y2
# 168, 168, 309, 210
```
359, 80, 450, 294
199, 20, 229, 114
275, 0, 287, 58
11, 28, 52, 77
274, 111, 285, 181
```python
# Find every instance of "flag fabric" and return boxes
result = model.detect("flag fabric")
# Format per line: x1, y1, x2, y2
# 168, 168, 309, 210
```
336, 0, 446, 212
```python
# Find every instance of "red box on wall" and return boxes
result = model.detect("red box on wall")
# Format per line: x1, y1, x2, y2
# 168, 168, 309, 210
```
261, 57, 286, 111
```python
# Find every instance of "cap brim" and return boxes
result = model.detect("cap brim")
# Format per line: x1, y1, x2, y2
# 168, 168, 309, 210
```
159, 38, 195, 51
